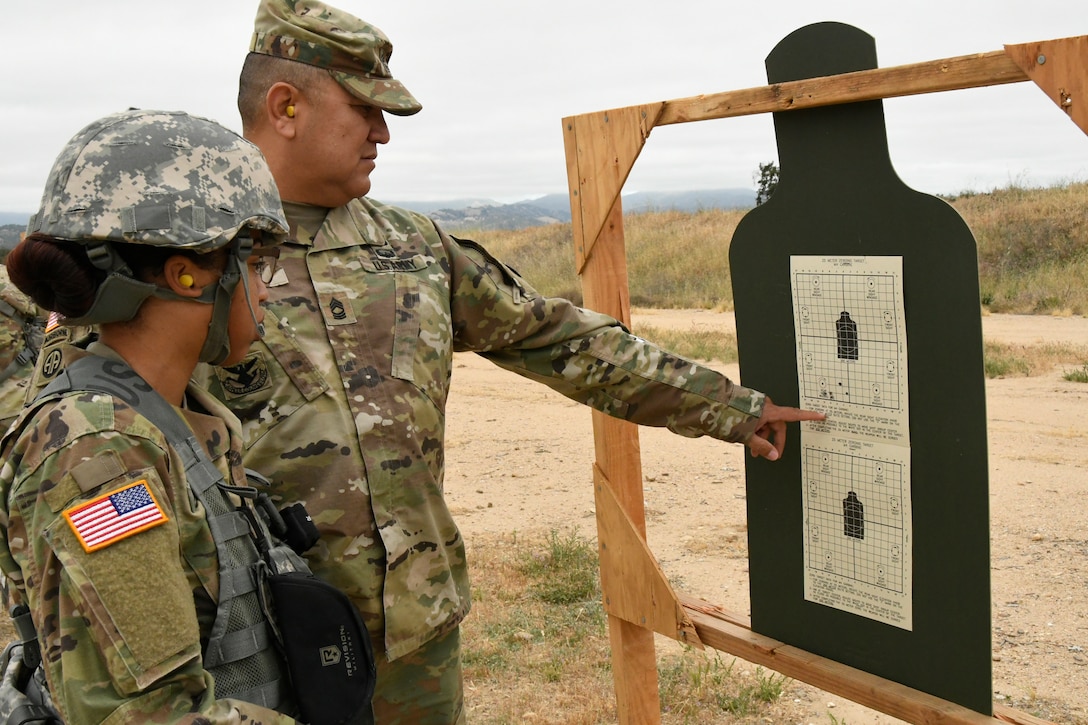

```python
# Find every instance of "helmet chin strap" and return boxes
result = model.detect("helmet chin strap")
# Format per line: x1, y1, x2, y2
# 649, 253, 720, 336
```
237, 250, 265, 342
65, 237, 255, 365
197, 235, 254, 365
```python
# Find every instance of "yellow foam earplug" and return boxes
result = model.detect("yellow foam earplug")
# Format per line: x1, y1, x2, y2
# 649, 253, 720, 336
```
286, 105, 296, 118
179, 274, 195, 288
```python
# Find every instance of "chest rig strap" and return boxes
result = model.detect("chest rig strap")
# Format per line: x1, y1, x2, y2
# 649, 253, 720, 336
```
38, 356, 290, 711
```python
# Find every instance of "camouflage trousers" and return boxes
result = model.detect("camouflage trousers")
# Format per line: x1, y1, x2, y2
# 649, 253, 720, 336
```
371, 627, 465, 724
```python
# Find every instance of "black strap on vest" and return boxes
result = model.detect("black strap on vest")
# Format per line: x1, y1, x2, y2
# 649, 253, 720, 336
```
38, 356, 292, 711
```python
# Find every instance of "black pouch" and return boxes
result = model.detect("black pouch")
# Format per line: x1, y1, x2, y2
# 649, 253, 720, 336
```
267, 572, 376, 725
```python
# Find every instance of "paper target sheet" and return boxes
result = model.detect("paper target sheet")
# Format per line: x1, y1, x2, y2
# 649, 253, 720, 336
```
791, 256, 913, 630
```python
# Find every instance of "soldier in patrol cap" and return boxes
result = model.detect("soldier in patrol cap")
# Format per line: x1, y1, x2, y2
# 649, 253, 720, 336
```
211, 1, 825, 720
0, 109, 304, 724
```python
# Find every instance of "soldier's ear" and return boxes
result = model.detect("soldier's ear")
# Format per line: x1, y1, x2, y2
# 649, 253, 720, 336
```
268, 83, 301, 139
163, 256, 208, 297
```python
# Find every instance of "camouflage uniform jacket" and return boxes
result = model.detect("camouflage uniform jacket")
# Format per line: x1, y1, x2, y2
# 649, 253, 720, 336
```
0, 344, 297, 725
198, 198, 765, 661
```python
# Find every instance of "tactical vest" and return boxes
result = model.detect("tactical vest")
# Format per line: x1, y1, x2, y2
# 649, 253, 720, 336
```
35, 355, 298, 713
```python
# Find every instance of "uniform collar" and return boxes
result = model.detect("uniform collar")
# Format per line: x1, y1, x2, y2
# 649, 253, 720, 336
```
281, 201, 331, 247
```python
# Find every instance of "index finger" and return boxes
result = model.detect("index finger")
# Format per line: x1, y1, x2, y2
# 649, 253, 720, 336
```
788, 408, 827, 422
764, 402, 826, 423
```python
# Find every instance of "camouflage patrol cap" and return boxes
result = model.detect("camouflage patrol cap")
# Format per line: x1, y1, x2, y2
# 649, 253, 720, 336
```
27, 109, 288, 251
250, 0, 422, 116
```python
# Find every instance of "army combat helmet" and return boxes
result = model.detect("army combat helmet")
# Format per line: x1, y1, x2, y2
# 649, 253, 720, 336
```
26, 109, 288, 364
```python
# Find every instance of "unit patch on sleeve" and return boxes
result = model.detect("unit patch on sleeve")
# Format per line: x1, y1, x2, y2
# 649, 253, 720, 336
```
63, 480, 169, 553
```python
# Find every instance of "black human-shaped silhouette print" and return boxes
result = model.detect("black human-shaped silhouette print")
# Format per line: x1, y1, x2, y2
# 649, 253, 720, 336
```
843, 490, 864, 539
836, 310, 859, 360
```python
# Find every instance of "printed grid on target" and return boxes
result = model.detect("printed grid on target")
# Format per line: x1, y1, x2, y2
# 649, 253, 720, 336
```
794, 271, 902, 410
804, 447, 906, 594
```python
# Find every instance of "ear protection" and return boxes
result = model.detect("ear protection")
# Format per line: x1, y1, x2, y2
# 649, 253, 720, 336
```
286, 105, 296, 118
179, 274, 195, 288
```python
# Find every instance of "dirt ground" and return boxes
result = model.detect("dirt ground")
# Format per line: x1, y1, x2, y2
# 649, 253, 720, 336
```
444, 309, 1088, 724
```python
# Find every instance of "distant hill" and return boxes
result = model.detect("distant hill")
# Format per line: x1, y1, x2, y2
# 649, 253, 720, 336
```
427, 200, 566, 231
0, 224, 22, 252
387, 188, 756, 231
621, 189, 755, 213
384, 198, 500, 215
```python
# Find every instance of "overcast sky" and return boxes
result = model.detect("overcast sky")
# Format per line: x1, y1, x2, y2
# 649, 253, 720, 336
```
2, 1, 1084, 214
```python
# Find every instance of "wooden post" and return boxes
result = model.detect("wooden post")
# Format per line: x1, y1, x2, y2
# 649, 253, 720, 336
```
584, 199, 662, 723
563, 108, 664, 722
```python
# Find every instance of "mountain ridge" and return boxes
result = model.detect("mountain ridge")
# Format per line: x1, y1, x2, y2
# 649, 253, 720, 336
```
386, 188, 756, 231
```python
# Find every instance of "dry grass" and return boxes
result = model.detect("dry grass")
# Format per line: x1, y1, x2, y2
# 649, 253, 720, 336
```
468, 208, 743, 310
461, 529, 804, 724
982, 340, 1088, 378
469, 181, 1088, 316
461, 530, 616, 722
952, 182, 1088, 314
631, 324, 739, 366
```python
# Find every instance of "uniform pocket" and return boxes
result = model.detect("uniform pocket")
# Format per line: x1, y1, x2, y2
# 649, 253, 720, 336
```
323, 251, 453, 410
392, 273, 453, 409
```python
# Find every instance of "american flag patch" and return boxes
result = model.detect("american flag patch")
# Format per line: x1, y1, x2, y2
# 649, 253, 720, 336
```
63, 480, 168, 553
45, 311, 64, 333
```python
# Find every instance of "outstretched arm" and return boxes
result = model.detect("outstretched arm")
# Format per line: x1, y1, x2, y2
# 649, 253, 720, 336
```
744, 397, 826, 461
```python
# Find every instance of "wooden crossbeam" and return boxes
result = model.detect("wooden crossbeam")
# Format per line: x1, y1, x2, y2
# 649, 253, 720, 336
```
655, 49, 1028, 126
680, 596, 1056, 725
594, 465, 701, 647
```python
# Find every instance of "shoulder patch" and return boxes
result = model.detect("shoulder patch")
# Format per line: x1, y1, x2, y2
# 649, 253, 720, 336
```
215, 351, 272, 398
38, 347, 65, 381
63, 480, 168, 553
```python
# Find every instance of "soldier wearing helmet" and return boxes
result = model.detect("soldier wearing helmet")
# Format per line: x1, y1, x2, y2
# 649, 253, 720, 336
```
0, 110, 303, 724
